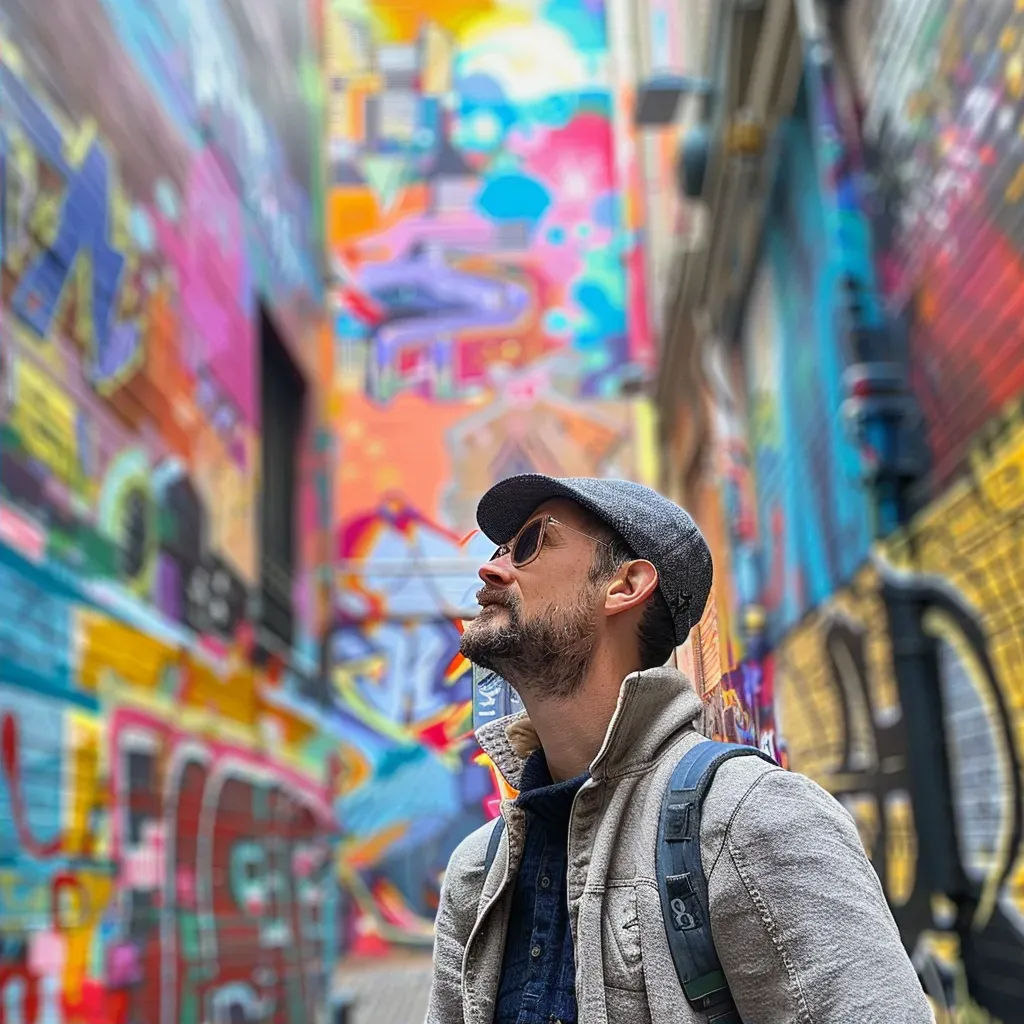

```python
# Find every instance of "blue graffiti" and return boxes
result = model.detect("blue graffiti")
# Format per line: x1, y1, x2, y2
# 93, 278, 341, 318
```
761, 105, 872, 639
543, 0, 607, 53
337, 743, 463, 853
0, 543, 80, 704
1, 67, 141, 391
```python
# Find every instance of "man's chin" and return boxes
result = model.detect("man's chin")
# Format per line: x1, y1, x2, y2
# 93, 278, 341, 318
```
459, 621, 509, 669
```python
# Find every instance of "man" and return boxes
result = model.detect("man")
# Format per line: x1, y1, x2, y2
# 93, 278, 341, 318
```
427, 474, 933, 1024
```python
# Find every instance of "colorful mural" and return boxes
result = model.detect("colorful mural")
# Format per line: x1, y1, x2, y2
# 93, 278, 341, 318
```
0, 0, 328, 653
741, 4, 1024, 1012
755, 94, 873, 642
662, 330, 783, 767
326, 0, 652, 403
0, 548, 337, 1024
775, 406, 1024, 1021
0, 0, 335, 1017
652, 1, 1024, 1017
329, 506, 488, 952
861, 0, 1024, 492
325, 0, 659, 947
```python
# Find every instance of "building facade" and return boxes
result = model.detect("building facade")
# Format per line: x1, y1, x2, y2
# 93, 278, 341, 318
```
0, 1, 338, 1021
658, 1, 1024, 1018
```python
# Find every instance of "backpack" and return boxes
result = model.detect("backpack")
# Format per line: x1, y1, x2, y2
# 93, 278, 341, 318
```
483, 739, 775, 1023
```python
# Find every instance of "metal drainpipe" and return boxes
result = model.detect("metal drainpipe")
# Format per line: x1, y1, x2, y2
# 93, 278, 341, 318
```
793, 0, 922, 538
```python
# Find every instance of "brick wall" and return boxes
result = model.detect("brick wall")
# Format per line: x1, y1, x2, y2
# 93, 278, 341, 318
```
0, 1, 338, 1020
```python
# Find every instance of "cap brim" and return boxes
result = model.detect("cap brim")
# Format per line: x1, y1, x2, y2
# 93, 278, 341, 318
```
477, 474, 611, 544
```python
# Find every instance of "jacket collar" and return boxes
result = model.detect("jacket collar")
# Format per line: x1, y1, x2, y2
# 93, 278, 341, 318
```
475, 666, 704, 792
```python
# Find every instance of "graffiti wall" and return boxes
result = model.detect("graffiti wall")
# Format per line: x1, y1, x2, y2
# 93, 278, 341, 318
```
675, 1, 1024, 1017
757, 94, 874, 642
760, 2, 1024, 1013
0, 0, 328, 652
325, 0, 659, 948
776, 407, 1024, 1020
659, 323, 784, 766
855, 0, 1024, 494
0, 549, 337, 1024
0, 0, 335, 1018
677, 93, 878, 767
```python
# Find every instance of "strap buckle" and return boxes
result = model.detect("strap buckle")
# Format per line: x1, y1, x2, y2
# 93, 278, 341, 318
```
683, 969, 730, 1010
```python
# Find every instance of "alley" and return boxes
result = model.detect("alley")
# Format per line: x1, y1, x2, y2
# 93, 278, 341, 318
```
0, 0, 1022, 1021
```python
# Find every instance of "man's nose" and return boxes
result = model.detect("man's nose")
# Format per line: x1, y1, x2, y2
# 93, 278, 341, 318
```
479, 557, 514, 588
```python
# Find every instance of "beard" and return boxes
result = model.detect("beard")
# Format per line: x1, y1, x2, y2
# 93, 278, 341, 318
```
459, 586, 598, 702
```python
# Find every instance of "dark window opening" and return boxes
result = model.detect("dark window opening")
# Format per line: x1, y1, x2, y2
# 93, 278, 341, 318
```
259, 304, 306, 651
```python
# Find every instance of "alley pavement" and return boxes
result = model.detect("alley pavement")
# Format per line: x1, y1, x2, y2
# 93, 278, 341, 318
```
336, 954, 433, 1024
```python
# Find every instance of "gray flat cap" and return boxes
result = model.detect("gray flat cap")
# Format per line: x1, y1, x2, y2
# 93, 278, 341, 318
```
476, 474, 712, 644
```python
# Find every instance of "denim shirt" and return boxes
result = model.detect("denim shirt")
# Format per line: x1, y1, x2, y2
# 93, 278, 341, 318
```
494, 750, 589, 1024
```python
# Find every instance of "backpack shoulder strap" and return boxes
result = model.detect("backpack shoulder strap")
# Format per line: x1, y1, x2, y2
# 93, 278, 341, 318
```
484, 815, 506, 877
657, 740, 777, 1023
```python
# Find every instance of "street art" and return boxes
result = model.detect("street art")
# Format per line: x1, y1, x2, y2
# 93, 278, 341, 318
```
0, 556, 337, 1024
741, 263, 790, 638
0, 0, 335, 1017
0, 0, 332, 650
1, 21, 235, 630
776, 408, 1024, 1022
328, 502, 493, 951
326, 0, 652, 402
668, 337, 783, 766
325, 0, 662, 949
328, 378, 657, 948
861, 0, 1024, 491
758, 95, 873, 641
443, 367, 650, 525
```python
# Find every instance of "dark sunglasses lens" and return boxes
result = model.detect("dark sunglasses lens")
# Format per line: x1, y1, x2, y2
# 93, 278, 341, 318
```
512, 520, 543, 566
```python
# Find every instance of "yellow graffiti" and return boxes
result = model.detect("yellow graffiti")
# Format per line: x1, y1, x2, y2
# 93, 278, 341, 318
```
63, 118, 98, 169
779, 413, 1024, 1008
9, 356, 81, 487
77, 610, 176, 696
76, 608, 322, 773
3, 127, 38, 275
884, 792, 917, 908
63, 713, 106, 860
331, 654, 471, 766
62, 872, 115, 1006
194, 423, 258, 583
889, 418, 1024, 714
925, 606, 1016, 931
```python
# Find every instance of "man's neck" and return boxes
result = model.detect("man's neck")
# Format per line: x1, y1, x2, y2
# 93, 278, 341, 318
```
520, 647, 636, 782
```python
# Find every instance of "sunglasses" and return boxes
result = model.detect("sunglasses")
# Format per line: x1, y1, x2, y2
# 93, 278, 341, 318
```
490, 515, 611, 569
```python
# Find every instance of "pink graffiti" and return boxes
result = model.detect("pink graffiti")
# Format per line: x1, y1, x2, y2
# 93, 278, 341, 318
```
154, 149, 254, 425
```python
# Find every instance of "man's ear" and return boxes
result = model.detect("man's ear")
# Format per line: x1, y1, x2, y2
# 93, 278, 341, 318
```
604, 559, 659, 620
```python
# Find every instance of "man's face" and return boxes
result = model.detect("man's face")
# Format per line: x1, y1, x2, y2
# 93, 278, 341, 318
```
458, 498, 609, 701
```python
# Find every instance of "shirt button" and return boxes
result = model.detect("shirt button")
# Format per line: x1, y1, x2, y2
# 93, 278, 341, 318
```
540, 876, 551, 889
531, 945, 542, 958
